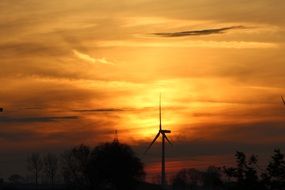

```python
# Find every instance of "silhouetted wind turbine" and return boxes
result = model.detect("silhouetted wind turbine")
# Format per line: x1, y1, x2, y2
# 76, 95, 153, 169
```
0, 108, 3, 112
281, 96, 285, 106
144, 95, 172, 189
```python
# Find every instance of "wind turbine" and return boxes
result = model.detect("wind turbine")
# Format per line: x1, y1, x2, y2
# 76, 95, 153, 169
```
281, 96, 285, 106
144, 95, 172, 189
0, 107, 3, 112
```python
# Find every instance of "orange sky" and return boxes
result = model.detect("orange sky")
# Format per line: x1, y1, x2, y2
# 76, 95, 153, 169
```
0, 0, 285, 181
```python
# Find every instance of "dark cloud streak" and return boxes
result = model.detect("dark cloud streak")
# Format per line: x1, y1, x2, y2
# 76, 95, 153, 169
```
153, 26, 246, 37
72, 108, 127, 112
0, 116, 79, 123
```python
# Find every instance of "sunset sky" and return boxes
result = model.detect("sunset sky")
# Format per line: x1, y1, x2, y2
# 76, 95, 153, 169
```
1, 0, 285, 181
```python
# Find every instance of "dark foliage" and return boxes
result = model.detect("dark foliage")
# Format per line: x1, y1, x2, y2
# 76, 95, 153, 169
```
223, 149, 285, 190
223, 151, 262, 190
13, 142, 285, 190
27, 153, 43, 185
88, 141, 145, 190
61, 144, 92, 189
43, 153, 58, 185
262, 149, 285, 190
173, 150, 285, 190
172, 168, 203, 190
8, 174, 24, 184
61, 142, 145, 190
203, 166, 223, 189
172, 166, 223, 190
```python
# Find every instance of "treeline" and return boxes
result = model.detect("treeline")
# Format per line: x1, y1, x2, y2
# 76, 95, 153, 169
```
172, 149, 285, 190
0, 141, 146, 190
1, 142, 285, 190
1, 153, 61, 187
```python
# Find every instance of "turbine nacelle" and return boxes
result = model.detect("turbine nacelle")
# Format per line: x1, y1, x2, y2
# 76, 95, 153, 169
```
160, 129, 171, 134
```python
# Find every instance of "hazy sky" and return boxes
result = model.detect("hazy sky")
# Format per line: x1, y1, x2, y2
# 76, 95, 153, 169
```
0, 0, 285, 180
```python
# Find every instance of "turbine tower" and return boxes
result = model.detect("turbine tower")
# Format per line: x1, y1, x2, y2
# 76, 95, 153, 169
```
144, 94, 172, 189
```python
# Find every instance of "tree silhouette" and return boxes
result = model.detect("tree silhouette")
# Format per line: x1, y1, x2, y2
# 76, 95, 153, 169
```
27, 152, 43, 186
88, 141, 145, 190
8, 174, 24, 184
172, 167, 223, 190
172, 168, 203, 190
262, 149, 285, 190
203, 166, 223, 189
223, 151, 263, 190
61, 142, 145, 190
61, 144, 91, 190
43, 153, 58, 186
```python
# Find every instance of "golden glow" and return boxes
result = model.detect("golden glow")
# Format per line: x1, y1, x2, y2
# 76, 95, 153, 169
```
1, 1, 285, 176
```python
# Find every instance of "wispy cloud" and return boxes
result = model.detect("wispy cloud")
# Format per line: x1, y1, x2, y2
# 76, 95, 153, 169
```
96, 40, 278, 49
153, 26, 247, 37
72, 108, 126, 112
0, 116, 78, 123
73, 50, 114, 65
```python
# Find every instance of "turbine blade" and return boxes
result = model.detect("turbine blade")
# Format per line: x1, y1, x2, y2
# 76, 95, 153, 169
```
159, 94, 162, 131
282, 96, 285, 105
163, 133, 173, 145
144, 132, 160, 154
